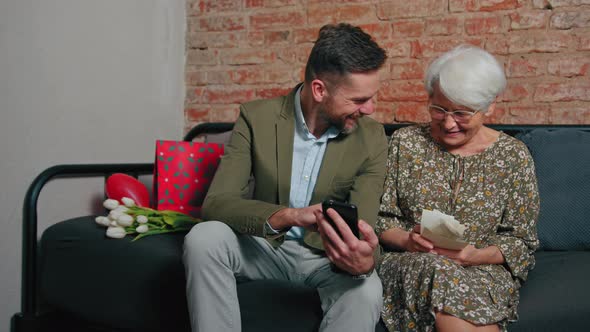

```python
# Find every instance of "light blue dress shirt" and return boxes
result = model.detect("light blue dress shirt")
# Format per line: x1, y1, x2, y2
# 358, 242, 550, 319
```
285, 86, 340, 239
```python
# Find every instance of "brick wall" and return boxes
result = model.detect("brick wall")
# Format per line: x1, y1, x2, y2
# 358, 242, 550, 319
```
185, 0, 590, 130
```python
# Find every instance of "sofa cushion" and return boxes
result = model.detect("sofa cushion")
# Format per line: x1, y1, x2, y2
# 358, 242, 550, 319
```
509, 251, 590, 331
516, 128, 590, 250
40, 216, 191, 332
41, 217, 390, 332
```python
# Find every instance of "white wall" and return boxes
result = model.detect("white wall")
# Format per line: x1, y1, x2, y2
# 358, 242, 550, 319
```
0, 1, 185, 330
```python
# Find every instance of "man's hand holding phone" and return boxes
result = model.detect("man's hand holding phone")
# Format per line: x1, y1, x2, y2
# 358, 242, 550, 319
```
315, 200, 378, 276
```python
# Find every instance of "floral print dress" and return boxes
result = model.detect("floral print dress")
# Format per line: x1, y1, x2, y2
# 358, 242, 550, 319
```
376, 125, 539, 332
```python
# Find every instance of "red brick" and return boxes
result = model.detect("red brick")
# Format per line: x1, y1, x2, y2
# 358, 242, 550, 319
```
222, 49, 277, 65
249, 30, 293, 48
208, 105, 241, 122
532, 0, 550, 9
507, 105, 550, 124
483, 104, 507, 123
278, 46, 313, 66
187, 17, 200, 33
509, 11, 549, 30
500, 82, 533, 102
190, 0, 241, 16
230, 67, 265, 84
247, 31, 265, 47
307, 0, 373, 3
256, 86, 293, 99
507, 57, 547, 77
534, 83, 590, 102
534, 0, 590, 9
358, 23, 392, 41
410, 38, 484, 58
465, 16, 506, 35
307, 4, 377, 25
484, 36, 510, 55
246, 0, 298, 8
186, 49, 217, 65
394, 102, 430, 123
379, 81, 428, 102
186, 106, 211, 122
390, 60, 425, 80
508, 32, 572, 53
188, 31, 244, 49
426, 17, 462, 36
293, 27, 321, 44
203, 87, 256, 104
377, 0, 445, 19
373, 102, 396, 123
381, 40, 412, 58
577, 34, 590, 50
205, 71, 234, 84
449, 0, 478, 12
479, 0, 521, 12
266, 67, 297, 84
392, 20, 425, 38
548, 56, 590, 77
186, 71, 208, 86
199, 16, 245, 31
250, 11, 305, 30
550, 12, 590, 29
550, 105, 590, 124
186, 87, 205, 104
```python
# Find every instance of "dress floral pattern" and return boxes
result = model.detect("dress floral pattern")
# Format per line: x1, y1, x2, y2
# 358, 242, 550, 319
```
376, 124, 539, 332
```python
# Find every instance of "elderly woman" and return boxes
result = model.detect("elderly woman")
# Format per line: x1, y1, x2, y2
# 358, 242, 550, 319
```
377, 45, 539, 332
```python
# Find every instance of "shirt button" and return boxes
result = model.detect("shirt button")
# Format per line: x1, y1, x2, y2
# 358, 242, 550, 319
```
304, 175, 310, 181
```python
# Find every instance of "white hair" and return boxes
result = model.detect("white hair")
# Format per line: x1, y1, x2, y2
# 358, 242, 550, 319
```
424, 44, 506, 112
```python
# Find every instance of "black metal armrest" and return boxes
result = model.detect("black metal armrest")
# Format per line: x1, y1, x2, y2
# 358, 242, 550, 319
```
15, 163, 153, 331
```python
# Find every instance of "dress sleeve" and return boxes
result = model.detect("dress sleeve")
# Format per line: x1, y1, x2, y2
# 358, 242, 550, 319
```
376, 131, 410, 235
489, 143, 540, 282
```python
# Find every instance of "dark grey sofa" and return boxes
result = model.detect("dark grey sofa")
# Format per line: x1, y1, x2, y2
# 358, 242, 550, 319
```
11, 123, 590, 332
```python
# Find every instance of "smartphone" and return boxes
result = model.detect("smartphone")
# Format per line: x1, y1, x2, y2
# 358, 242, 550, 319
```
321, 200, 359, 238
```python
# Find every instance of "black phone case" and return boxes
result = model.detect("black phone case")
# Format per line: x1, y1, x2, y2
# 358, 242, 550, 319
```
322, 200, 359, 238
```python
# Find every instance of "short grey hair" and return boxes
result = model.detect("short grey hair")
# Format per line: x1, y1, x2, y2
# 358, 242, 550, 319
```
424, 44, 506, 112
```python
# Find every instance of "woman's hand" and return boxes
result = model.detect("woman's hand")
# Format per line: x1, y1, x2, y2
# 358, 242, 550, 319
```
433, 245, 505, 266
405, 225, 435, 253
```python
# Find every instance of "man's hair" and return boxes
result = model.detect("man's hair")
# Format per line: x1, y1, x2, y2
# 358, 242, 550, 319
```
304, 23, 387, 83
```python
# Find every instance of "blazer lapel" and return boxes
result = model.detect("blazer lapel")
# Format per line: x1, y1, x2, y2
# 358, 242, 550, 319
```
310, 135, 347, 203
275, 87, 298, 206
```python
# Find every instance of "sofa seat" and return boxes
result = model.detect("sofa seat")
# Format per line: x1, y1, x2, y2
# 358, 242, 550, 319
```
509, 251, 590, 332
39, 216, 389, 332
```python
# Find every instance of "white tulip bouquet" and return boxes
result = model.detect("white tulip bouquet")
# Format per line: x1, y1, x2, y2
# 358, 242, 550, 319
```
95, 197, 201, 241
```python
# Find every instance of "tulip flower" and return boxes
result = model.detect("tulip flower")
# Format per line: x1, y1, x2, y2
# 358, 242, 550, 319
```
103, 199, 119, 210
95, 216, 111, 227
96, 198, 202, 241
136, 224, 149, 233
116, 214, 134, 227
136, 215, 148, 224
106, 226, 126, 239
122, 197, 136, 207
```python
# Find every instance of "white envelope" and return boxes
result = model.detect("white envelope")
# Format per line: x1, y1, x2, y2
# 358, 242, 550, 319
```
420, 209, 468, 250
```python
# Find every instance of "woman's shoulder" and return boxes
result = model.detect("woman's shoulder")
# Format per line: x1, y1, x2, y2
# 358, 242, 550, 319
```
392, 123, 430, 140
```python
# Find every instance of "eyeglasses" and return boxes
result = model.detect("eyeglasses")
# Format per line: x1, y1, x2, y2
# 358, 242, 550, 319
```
428, 104, 479, 123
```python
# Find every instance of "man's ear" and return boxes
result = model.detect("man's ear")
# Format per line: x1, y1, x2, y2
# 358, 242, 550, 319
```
310, 79, 328, 103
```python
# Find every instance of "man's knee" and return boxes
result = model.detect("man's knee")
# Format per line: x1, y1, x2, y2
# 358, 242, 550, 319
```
184, 221, 235, 261
352, 274, 383, 309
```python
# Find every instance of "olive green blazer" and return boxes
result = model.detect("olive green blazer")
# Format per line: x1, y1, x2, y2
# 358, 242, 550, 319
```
202, 85, 388, 251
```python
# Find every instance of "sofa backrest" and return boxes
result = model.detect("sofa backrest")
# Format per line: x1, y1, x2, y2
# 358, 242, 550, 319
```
186, 123, 590, 252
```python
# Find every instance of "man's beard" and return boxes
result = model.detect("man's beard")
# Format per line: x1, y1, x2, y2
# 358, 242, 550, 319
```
319, 103, 359, 135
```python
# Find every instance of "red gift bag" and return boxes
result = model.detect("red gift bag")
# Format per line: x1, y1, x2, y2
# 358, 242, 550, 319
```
153, 140, 224, 218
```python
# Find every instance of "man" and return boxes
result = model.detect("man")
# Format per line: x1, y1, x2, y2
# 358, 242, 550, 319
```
183, 23, 388, 332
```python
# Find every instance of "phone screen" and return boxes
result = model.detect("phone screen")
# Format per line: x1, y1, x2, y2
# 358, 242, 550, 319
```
321, 200, 359, 238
